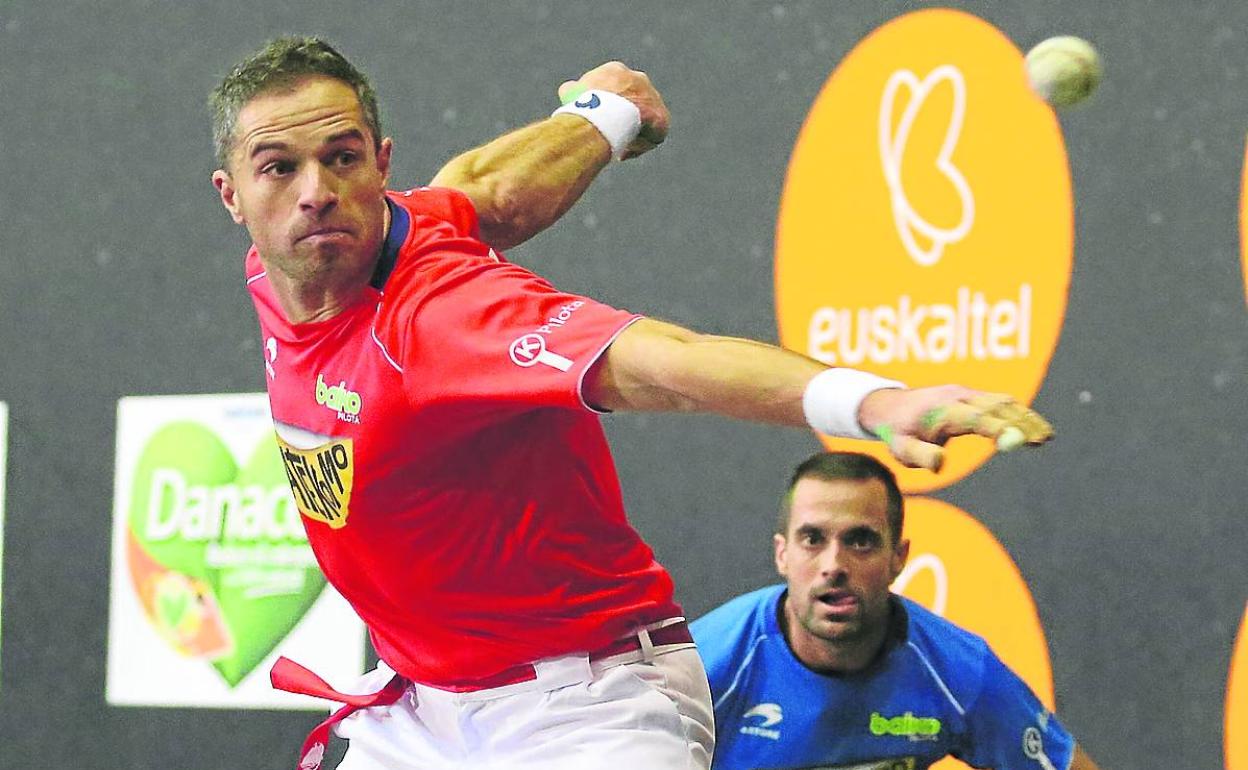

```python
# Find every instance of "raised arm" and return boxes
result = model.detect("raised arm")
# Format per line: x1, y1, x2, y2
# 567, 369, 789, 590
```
430, 62, 669, 250
583, 318, 1052, 471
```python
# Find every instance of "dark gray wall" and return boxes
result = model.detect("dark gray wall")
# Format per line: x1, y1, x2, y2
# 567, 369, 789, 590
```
1, 1, 1245, 768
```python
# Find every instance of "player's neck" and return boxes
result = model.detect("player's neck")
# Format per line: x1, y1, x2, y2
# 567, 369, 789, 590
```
779, 596, 889, 675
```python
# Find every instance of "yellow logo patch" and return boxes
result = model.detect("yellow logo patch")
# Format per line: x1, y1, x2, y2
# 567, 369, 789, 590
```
274, 434, 354, 529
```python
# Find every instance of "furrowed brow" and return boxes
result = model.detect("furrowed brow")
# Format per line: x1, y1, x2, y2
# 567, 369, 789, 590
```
248, 129, 365, 160
249, 140, 290, 159
844, 525, 884, 541
325, 129, 367, 146
794, 524, 825, 539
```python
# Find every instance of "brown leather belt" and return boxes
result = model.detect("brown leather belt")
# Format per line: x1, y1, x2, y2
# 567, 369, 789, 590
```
442, 618, 694, 691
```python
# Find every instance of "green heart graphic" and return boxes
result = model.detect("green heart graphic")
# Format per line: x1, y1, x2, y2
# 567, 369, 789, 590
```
127, 421, 325, 687
156, 585, 191, 629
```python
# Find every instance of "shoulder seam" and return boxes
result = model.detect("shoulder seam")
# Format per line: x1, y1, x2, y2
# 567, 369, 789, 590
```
906, 640, 967, 717
712, 632, 768, 713
370, 312, 403, 374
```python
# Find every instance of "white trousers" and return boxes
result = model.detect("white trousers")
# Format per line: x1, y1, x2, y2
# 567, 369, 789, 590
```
333, 647, 714, 770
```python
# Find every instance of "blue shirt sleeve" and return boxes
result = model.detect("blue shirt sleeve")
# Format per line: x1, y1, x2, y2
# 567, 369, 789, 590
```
691, 605, 742, 698
691, 588, 778, 707
956, 651, 1076, 770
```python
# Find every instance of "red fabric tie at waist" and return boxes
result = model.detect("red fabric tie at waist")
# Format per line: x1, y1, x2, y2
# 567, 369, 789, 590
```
270, 656, 408, 770
271, 620, 693, 767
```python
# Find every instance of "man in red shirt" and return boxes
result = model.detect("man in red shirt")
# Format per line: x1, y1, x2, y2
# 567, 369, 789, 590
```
210, 37, 1051, 770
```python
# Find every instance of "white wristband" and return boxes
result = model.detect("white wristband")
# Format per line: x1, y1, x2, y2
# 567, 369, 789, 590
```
802, 369, 906, 440
552, 89, 642, 160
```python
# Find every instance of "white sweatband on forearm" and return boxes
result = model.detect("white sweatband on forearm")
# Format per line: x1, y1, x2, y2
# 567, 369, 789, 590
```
802, 368, 906, 440
551, 89, 641, 160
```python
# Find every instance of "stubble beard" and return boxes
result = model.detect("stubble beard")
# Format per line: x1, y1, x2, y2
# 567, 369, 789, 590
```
799, 592, 867, 645
269, 234, 375, 289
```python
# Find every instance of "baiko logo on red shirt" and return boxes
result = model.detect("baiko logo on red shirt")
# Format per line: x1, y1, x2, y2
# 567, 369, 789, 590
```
315, 374, 362, 423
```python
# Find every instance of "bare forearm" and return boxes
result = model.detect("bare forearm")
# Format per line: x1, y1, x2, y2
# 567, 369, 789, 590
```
586, 319, 823, 426
584, 317, 1054, 471
429, 116, 611, 250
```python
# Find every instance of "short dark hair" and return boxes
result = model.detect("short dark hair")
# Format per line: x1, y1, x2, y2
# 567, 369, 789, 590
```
209, 36, 382, 168
777, 452, 904, 542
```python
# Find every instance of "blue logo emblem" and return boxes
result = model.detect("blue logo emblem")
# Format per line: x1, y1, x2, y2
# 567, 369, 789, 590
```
575, 94, 601, 109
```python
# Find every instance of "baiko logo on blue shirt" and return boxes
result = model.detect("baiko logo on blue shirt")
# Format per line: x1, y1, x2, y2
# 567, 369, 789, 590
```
869, 711, 942, 740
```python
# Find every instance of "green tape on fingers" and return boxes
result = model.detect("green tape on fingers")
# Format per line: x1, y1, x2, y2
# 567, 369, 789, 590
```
873, 425, 896, 447
920, 407, 946, 432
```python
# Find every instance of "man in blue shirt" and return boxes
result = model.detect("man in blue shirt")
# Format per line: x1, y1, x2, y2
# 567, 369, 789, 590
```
692, 452, 1100, 770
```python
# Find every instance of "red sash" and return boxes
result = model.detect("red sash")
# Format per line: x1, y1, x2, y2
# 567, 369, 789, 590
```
270, 657, 409, 770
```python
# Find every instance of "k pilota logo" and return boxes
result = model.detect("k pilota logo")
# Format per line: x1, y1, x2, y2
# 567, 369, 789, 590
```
509, 333, 573, 371
775, 8, 1074, 491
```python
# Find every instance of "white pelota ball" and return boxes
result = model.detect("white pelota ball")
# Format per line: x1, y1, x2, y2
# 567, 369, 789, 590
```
995, 426, 1026, 453
1025, 36, 1101, 108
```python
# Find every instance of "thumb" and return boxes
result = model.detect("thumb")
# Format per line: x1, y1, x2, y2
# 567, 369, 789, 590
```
557, 80, 586, 104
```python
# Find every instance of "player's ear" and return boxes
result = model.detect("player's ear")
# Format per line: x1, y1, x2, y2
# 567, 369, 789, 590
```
213, 169, 246, 225
376, 137, 393, 185
773, 533, 789, 578
890, 537, 910, 581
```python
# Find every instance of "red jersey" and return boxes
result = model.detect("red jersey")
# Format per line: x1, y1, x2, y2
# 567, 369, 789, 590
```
246, 188, 680, 689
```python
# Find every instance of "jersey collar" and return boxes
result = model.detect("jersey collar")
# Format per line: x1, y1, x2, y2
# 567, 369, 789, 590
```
369, 196, 411, 291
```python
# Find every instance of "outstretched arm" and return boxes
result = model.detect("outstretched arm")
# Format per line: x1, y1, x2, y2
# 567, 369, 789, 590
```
583, 318, 1052, 471
430, 62, 669, 250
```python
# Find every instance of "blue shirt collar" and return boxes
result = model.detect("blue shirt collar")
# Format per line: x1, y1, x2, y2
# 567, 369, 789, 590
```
370, 196, 411, 291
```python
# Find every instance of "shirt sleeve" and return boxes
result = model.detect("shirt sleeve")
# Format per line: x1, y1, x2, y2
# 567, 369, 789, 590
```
690, 592, 771, 711
397, 252, 640, 412
955, 651, 1077, 770
690, 614, 733, 698
394, 186, 482, 241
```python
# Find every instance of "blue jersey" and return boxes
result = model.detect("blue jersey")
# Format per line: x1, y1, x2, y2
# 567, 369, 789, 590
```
692, 585, 1074, 770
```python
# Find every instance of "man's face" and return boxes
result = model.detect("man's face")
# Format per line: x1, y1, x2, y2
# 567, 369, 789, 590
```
774, 476, 908, 663
212, 76, 392, 284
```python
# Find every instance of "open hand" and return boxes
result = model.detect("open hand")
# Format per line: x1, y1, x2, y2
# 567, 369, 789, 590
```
857, 385, 1053, 471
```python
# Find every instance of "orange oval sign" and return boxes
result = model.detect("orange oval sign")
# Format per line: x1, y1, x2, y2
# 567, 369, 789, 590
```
1228, 604, 1248, 770
776, 8, 1073, 491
